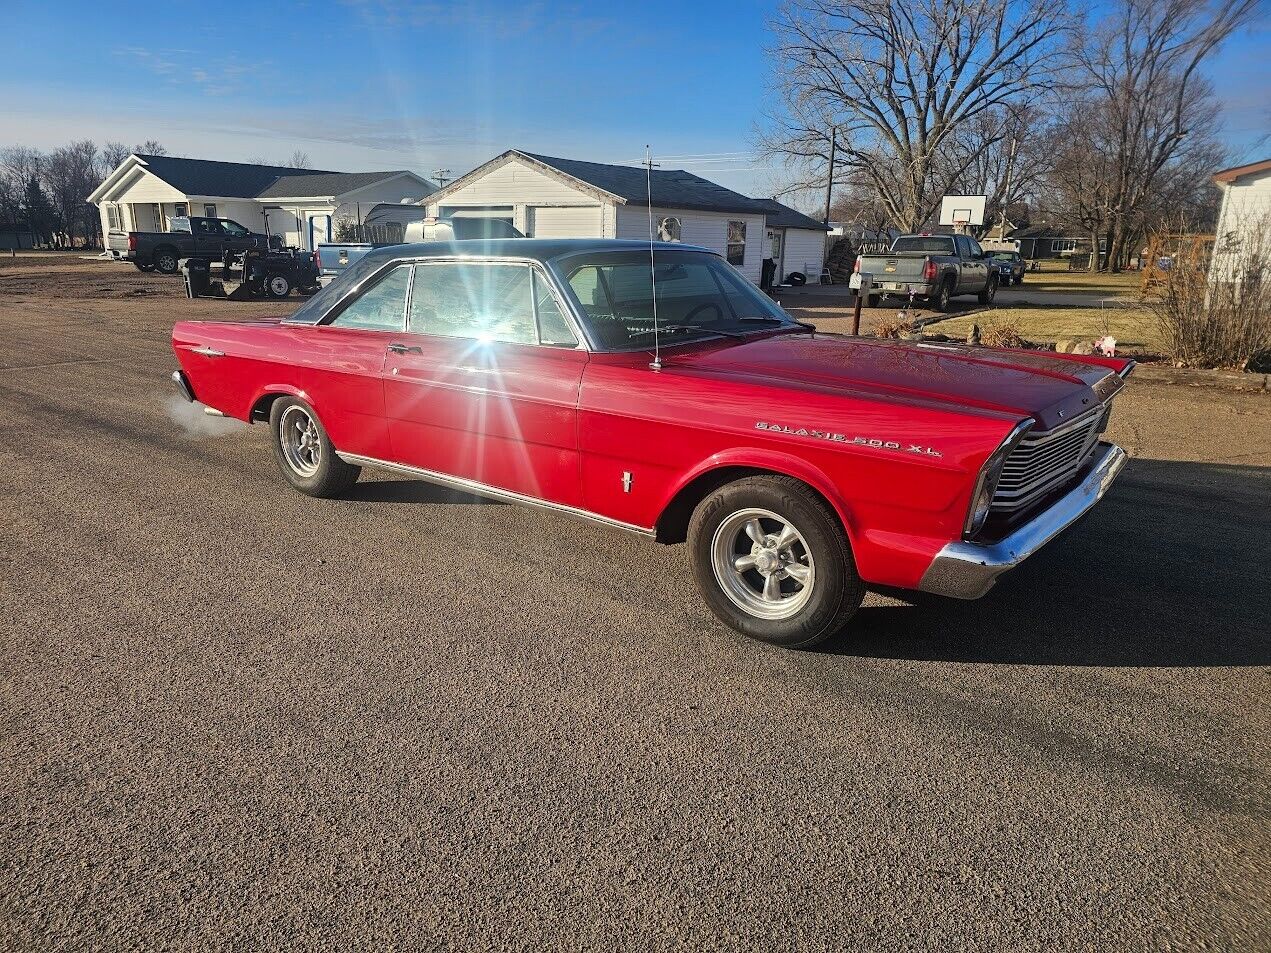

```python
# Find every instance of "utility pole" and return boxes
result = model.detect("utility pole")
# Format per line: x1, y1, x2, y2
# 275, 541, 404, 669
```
432, 169, 452, 188
823, 126, 837, 227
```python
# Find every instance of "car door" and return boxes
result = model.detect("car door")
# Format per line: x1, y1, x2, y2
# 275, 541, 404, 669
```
963, 236, 990, 291
382, 259, 588, 507
299, 263, 411, 458
192, 218, 223, 257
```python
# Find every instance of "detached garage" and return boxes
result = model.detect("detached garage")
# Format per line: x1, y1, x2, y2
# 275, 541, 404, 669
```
421, 150, 770, 284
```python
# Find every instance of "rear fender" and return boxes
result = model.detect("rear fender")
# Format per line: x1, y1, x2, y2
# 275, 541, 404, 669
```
246, 383, 312, 423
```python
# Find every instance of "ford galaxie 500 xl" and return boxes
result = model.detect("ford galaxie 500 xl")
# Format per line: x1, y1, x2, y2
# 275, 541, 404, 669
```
172, 239, 1132, 648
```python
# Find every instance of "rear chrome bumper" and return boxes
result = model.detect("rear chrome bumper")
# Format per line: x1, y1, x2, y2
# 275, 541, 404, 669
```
918, 442, 1127, 600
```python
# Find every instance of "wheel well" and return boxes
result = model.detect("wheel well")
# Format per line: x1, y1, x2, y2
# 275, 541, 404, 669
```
249, 392, 287, 423
654, 466, 846, 544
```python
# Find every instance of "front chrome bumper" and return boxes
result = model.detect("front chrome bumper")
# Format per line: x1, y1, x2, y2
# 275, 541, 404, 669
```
918, 442, 1127, 600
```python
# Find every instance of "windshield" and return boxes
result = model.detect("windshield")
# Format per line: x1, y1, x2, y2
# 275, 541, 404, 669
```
891, 236, 955, 254
991, 252, 1018, 262
557, 250, 796, 350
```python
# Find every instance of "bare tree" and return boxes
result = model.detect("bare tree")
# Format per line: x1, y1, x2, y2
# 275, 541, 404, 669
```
1068, 0, 1259, 270
137, 139, 167, 156
285, 151, 311, 169
761, 0, 1073, 231
99, 141, 132, 176
942, 104, 1049, 238
43, 140, 101, 247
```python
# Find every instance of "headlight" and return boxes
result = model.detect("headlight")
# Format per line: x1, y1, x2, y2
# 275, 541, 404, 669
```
964, 420, 1034, 538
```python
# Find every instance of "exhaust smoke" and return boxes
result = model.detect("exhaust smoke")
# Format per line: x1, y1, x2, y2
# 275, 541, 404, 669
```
163, 395, 245, 438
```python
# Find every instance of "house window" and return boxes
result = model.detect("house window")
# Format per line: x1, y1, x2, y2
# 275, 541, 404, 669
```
106, 205, 122, 230
657, 217, 681, 242
203, 204, 217, 218
727, 220, 746, 266
174, 202, 188, 218
1051, 238, 1078, 253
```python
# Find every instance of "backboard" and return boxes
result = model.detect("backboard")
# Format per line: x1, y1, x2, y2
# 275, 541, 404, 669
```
939, 194, 987, 227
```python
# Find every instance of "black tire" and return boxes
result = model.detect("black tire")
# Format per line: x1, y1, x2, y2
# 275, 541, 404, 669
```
134, 262, 155, 272
866, 293, 881, 308
265, 273, 292, 298
688, 475, 865, 648
787, 271, 807, 286
977, 276, 998, 305
933, 278, 954, 312
1014, 274, 1024, 285
153, 247, 179, 274
268, 397, 360, 498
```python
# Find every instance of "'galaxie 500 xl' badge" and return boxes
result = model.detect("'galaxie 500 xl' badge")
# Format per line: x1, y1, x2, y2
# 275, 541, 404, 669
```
755, 421, 942, 458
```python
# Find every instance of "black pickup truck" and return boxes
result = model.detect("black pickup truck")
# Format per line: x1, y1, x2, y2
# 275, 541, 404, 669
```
124, 216, 269, 274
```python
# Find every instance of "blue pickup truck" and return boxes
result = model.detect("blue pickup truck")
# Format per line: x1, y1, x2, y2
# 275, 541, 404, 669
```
315, 215, 523, 286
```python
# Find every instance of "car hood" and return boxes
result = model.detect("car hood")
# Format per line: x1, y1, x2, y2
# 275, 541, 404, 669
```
671, 333, 1126, 431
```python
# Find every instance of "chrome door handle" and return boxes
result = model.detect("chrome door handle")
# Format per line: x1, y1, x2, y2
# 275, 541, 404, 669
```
387, 343, 422, 354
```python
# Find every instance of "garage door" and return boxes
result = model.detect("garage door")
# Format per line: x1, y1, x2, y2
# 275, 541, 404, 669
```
530, 206, 603, 239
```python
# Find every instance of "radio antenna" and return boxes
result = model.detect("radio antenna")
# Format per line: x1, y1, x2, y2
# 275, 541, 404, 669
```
645, 144, 662, 371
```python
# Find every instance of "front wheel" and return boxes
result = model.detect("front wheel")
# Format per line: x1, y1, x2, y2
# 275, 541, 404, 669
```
688, 476, 865, 648
977, 276, 998, 304
269, 397, 360, 498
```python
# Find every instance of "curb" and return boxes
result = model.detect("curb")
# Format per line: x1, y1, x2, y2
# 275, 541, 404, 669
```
1129, 365, 1269, 394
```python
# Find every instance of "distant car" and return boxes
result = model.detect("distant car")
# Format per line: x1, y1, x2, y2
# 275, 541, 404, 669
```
172, 238, 1133, 648
854, 234, 998, 311
990, 251, 1026, 286
123, 217, 270, 274
315, 216, 523, 286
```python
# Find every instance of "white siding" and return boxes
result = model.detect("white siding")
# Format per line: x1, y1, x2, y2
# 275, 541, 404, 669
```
614, 206, 766, 284
528, 205, 604, 238
110, 166, 187, 204
780, 228, 829, 283
430, 157, 597, 208
1212, 170, 1271, 282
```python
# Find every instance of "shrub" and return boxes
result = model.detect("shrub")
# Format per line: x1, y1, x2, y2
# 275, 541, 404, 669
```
873, 320, 909, 338
332, 216, 361, 243
981, 320, 1026, 349
1146, 216, 1271, 369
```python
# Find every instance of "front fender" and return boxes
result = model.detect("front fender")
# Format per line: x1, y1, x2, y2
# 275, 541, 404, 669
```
658, 446, 858, 541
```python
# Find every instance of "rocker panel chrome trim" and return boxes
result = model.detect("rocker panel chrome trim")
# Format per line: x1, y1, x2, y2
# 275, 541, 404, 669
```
336, 453, 657, 538
920, 442, 1127, 600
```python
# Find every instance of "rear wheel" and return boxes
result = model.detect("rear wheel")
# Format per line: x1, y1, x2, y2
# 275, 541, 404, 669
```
866, 293, 881, 308
932, 279, 954, 312
688, 475, 864, 648
154, 247, 179, 274
265, 273, 292, 298
978, 276, 998, 304
269, 397, 360, 498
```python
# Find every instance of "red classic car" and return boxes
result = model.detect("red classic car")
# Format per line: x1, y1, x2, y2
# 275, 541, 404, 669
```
172, 239, 1132, 648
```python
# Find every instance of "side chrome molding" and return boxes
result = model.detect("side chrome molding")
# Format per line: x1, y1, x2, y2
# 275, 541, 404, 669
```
336, 453, 657, 538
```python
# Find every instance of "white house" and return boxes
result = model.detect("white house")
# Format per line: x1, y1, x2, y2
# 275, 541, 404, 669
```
89, 154, 435, 252
419, 150, 771, 284
1210, 158, 1271, 282
752, 199, 831, 283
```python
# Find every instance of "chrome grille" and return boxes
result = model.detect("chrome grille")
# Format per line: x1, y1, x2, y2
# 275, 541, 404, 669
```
991, 408, 1108, 513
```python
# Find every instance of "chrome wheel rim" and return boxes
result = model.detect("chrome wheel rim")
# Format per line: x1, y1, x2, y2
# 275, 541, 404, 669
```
269, 276, 288, 295
279, 405, 321, 476
158, 253, 176, 271
711, 507, 815, 620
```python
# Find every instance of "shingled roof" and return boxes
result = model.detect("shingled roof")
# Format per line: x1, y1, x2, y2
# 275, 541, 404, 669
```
470, 151, 766, 215
126, 155, 413, 200
752, 199, 831, 231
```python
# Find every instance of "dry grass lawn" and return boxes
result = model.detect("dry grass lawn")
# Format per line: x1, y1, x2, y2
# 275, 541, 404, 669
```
1017, 260, 1141, 297
932, 306, 1161, 351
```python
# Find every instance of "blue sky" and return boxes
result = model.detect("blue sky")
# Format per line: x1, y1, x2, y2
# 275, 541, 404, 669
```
2, 0, 1267, 198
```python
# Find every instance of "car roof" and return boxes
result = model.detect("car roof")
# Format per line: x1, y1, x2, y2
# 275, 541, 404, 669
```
360, 237, 716, 267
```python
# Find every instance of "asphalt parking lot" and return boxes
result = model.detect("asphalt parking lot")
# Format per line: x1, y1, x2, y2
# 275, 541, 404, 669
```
1, 257, 1268, 950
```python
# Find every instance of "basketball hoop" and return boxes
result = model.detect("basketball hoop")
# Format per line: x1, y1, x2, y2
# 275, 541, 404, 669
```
953, 217, 969, 235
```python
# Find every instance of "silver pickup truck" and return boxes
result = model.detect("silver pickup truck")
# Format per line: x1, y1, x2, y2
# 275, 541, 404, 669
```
854, 234, 998, 311
315, 216, 524, 286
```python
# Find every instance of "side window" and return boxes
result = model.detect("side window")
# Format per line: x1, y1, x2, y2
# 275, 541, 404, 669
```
966, 237, 984, 259
409, 262, 537, 345
533, 272, 577, 347
726, 220, 746, 266
329, 265, 410, 331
